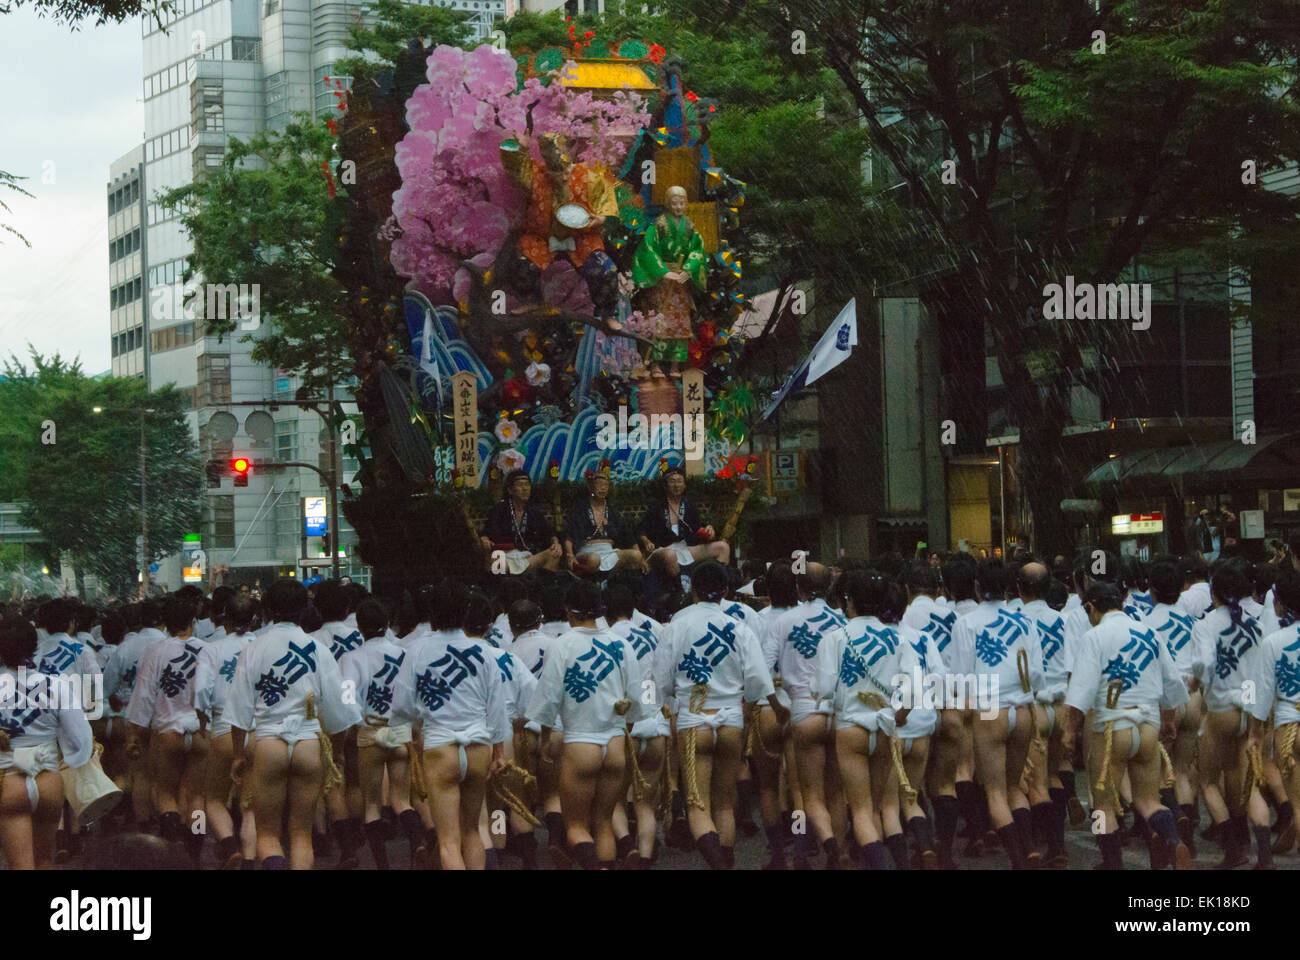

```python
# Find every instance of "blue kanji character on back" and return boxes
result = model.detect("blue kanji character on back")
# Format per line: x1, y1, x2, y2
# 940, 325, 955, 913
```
219, 656, 239, 683
1037, 617, 1066, 663
272, 641, 317, 684
433, 644, 485, 688
255, 671, 290, 706
1118, 629, 1159, 672
373, 653, 404, 685
627, 624, 657, 660
926, 610, 957, 652
788, 624, 820, 659
692, 621, 738, 666
678, 649, 713, 685
1155, 611, 1196, 657
975, 631, 1008, 667
365, 681, 394, 715
330, 630, 363, 660
416, 668, 453, 711
563, 663, 599, 702
158, 664, 188, 698
839, 648, 867, 687
1103, 654, 1142, 692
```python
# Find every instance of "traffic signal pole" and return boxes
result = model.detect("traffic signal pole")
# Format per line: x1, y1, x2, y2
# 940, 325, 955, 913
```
139, 408, 149, 599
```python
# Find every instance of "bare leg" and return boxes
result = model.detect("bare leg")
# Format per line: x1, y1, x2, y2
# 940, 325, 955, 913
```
634, 737, 666, 858
425, 745, 468, 870
709, 726, 744, 848
457, 744, 490, 870
286, 738, 323, 870
792, 715, 834, 844
251, 738, 289, 863
835, 727, 881, 848
0, 775, 36, 870
593, 737, 627, 863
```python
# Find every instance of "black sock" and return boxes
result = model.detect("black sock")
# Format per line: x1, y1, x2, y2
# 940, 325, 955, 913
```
974, 785, 992, 834
515, 831, 538, 869
955, 781, 979, 836
1148, 809, 1179, 847
1011, 807, 1034, 858
822, 836, 841, 868
1031, 803, 1059, 857
884, 833, 910, 869
1096, 832, 1124, 869
1178, 803, 1196, 827
261, 855, 286, 870
615, 832, 635, 860
1275, 802, 1294, 832
1059, 769, 1076, 797
398, 809, 424, 847
997, 824, 1026, 869
721, 845, 735, 869
484, 848, 500, 870
598, 859, 616, 870
239, 859, 256, 870
859, 841, 892, 869
695, 831, 725, 870
1253, 823, 1274, 869
159, 811, 183, 843
571, 840, 599, 870
1159, 787, 1177, 811
544, 812, 566, 847
764, 823, 787, 866
933, 796, 959, 860
424, 826, 438, 851
365, 819, 390, 870
186, 829, 204, 864
215, 835, 240, 865
906, 815, 935, 857
792, 830, 811, 862
333, 817, 362, 859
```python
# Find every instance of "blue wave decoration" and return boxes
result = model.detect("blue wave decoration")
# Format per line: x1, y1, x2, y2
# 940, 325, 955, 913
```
404, 292, 694, 483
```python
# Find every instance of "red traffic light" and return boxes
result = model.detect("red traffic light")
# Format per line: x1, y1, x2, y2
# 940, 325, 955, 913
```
232, 458, 250, 473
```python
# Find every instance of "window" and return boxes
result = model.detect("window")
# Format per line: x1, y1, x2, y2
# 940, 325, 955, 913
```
275, 420, 298, 463
199, 353, 232, 406
209, 495, 235, 549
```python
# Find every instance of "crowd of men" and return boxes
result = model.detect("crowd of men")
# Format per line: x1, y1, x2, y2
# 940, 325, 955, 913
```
1, 532, 1298, 871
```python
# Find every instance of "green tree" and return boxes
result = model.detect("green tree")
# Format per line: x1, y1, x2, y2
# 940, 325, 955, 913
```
0, 169, 33, 248
0, 0, 169, 27
0, 351, 202, 597
676, 0, 1300, 547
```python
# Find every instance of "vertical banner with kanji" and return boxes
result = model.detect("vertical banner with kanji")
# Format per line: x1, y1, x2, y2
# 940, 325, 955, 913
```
681, 367, 707, 476
452, 370, 480, 485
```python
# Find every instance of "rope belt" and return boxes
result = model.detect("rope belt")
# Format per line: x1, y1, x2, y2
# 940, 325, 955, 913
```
856, 690, 917, 805
682, 685, 709, 810
306, 693, 343, 802
614, 697, 652, 804
1017, 649, 1044, 793
1279, 722, 1298, 777
490, 760, 541, 827
1094, 680, 1124, 810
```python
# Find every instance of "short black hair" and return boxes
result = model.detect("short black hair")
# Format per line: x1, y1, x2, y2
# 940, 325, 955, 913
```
690, 560, 728, 603
430, 580, 471, 631
905, 563, 939, 596
162, 596, 197, 636
0, 614, 38, 669
766, 561, 797, 608
138, 600, 163, 628
508, 599, 542, 636
566, 580, 602, 620
976, 561, 1010, 602
1046, 580, 1069, 612
1084, 582, 1124, 614
463, 590, 496, 637
35, 597, 79, 635
314, 580, 351, 623
604, 584, 636, 622
227, 595, 258, 632
356, 598, 389, 640
1147, 556, 1184, 607
264, 578, 309, 624
942, 558, 976, 602
843, 569, 889, 619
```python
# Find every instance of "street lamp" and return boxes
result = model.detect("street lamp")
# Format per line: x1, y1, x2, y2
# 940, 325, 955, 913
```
94, 405, 157, 598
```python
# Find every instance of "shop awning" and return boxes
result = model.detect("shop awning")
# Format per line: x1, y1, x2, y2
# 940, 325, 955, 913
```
1082, 432, 1300, 490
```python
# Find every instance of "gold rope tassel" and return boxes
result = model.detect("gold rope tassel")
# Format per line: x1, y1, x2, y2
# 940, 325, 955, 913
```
1015, 649, 1045, 793
1241, 742, 1266, 810
1279, 722, 1298, 778
490, 761, 541, 828
890, 735, 918, 807
614, 697, 651, 804
1094, 680, 1123, 811
682, 685, 709, 811
1157, 742, 1176, 790
0, 729, 8, 792
408, 741, 428, 804
305, 693, 343, 801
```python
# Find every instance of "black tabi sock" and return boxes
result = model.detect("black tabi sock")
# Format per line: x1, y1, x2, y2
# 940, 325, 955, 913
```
822, 836, 841, 868
1096, 832, 1124, 869
1159, 787, 1177, 811
906, 815, 935, 855
883, 833, 910, 869
1179, 803, 1197, 829
735, 778, 756, 821
933, 796, 960, 856
398, 809, 425, 847
615, 832, 636, 860
764, 823, 788, 865
185, 829, 205, 864
859, 841, 893, 870
239, 859, 256, 870
695, 831, 726, 870
955, 781, 980, 835
1031, 803, 1060, 857
1011, 807, 1034, 857
484, 848, 500, 870
571, 841, 599, 870
261, 855, 287, 870
333, 817, 362, 856
364, 819, 390, 870
158, 811, 183, 844
423, 827, 438, 851
721, 845, 735, 870
1253, 824, 1274, 869
215, 835, 241, 865
514, 831, 539, 869
1058, 769, 1076, 797
544, 812, 566, 847
1148, 809, 1179, 847
997, 824, 1027, 869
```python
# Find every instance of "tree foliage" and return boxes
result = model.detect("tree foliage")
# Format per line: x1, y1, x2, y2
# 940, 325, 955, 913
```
0, 351, 202, 596
0, 0, 169, 27
674, 0, 1300, 547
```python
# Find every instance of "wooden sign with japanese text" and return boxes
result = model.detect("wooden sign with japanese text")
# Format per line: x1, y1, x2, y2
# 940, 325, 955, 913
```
681, 367, 706, 476
452, 370, 480, 485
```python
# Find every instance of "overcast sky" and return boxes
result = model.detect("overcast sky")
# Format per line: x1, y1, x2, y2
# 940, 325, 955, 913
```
0, 8, 144, 375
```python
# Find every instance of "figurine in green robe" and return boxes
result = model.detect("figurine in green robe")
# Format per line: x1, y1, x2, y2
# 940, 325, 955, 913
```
630, 185, 707, 378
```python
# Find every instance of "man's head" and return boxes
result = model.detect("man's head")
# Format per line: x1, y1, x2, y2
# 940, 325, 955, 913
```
505, 470, 531, 503
1016, 561, 1050, 602
667, 185, 688, 217
663, 466, 686, 498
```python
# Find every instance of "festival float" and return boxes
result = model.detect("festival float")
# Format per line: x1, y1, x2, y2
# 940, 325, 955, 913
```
340, 34, 762, 590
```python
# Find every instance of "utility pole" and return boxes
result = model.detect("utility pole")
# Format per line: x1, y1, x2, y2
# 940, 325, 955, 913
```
326, 377, 340, 580
140, 407, 149, 598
